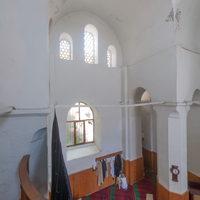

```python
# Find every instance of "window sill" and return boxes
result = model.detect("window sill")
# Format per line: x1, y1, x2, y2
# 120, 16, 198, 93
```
66, 143, 100, 161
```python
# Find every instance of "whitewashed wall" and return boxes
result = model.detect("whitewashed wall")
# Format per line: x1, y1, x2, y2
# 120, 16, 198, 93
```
177, 47, 200, 102
0, 0, 49, 108
0, 114, 47, 200
188, 106, 200, 177
141, 107, 157, 152
50, 11, 123, 174
177, 0, 200, 53
0, 0, 49, 199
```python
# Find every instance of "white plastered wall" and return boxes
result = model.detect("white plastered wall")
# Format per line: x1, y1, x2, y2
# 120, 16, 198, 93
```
187, 106, 200, 177
125, 46, 177, 162
0, 114, 47, 200
0, 0, 49, 108
50, 11, 123, 174
176, 47, 200, 102
0, 0, 49, 199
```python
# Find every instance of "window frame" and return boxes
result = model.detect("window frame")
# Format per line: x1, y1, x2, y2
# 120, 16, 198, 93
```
66, 102, 94, 147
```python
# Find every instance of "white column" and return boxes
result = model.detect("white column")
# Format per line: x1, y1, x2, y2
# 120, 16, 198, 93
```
154, 105, 175, 189
168, 105, 190, 194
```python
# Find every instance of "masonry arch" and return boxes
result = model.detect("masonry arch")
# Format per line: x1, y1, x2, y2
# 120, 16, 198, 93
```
133, 87, 157, 176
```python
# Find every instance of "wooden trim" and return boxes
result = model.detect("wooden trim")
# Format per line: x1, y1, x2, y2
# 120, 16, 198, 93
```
19, 155, 46, 200
69, 156, 145, 199
142, 148, 157, 174
188, 172, 200, 183
69, 168, 115, 199
67, 141, 94, 148
67, 119, 94, 147
124, 157, 144, 185
157, 182, 189, 200
95, 151, 122, 161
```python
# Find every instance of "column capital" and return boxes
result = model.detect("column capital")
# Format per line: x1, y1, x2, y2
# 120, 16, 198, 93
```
176, 105, 190, 116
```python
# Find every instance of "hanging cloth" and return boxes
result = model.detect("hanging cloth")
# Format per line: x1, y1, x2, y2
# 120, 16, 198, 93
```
102, 160, 107, 180
114, 154, 122, 177
51, 114, 72, 200
110, 157, 115, 178
97, 161, 103, 186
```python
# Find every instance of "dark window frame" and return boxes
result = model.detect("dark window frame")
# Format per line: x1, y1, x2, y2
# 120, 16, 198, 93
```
66, 103, 94, 147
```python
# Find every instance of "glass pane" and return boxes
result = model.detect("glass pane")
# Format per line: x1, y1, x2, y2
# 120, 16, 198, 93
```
67, 107, 79, 121
85, 120, 94, 142
80, 107, 93, 120
66, 122, 74, 146
75, 122, 84, 144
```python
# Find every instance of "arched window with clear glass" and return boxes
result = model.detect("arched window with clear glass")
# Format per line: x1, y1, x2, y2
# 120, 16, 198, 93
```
59, 33, 73, 60
84, 24, 98, 64
66, 102, 94, 146
107, 45, 117, 67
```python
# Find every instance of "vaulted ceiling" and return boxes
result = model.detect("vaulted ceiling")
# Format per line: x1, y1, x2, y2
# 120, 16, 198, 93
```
49, 0, 172, 41
49, 0, 200, 64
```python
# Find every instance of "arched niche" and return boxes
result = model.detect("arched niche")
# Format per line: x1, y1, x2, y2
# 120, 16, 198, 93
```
132, 87, 157, 175
192, 89, 200, 102
134, 87, 151, 103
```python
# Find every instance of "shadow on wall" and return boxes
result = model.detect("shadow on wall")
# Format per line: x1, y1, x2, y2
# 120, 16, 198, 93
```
187, 89, 200, 180
29, 128, 48, 198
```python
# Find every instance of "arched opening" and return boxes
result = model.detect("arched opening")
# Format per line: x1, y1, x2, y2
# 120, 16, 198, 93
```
187, 89, 200, 183
107, 45, 117, 67
84, 24, 98, 64
134, 87, 157, 177
59, 32, 73, 60
66, 102, 94, 146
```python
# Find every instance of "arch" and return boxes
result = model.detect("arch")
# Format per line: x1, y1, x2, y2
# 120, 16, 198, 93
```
132, 87, 157, 175
192, 89, 200, 101
107, 45, 117, 67
59, 32, 73, 60
84, 24, 98, 64
134, 87, 151, 103
67, 102, 94, 146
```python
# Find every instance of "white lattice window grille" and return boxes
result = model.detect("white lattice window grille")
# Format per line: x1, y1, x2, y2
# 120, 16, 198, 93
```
59, 33, 73, 60
60, 40, 71, 60
84, 24, 98, 64
107, 45, 117, 67
84, 32, 95, 64
107, 49, 112, 67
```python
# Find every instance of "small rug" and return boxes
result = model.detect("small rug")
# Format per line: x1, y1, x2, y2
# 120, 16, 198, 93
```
83, 178, 156, 200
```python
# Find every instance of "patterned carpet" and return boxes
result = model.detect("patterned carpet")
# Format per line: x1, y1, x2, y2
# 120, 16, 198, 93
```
83, 177, 156, 200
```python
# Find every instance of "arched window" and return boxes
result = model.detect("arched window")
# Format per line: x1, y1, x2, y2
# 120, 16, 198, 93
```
84, 24, 98, 64
107, 45, 117, 67
66, 102, 94, 146
59, 33, 73, 60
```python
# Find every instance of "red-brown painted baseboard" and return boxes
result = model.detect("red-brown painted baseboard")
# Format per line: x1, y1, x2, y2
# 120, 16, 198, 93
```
157, 182, 189, 200
124, 157, 144, 185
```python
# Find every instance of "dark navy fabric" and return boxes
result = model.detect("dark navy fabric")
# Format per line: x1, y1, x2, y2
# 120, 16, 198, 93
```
51, 114, 72, 200
102, 160, 107, 180
114, 154, 122, 177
